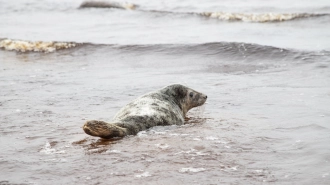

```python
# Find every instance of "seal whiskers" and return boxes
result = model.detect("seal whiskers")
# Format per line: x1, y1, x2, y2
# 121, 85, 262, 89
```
83, 120, 128, 139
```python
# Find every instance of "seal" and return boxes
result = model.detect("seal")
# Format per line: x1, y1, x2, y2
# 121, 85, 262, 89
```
83, 84, 207, 139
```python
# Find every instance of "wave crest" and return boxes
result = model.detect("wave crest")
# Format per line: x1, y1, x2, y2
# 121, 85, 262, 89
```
198, 12, 321, 22
78, 1, 327, 23
0, 39, 77, 53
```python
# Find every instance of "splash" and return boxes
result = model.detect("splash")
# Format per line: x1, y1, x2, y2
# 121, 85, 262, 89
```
0, 39, 77, 53
179, 167, 206, 173
205, 136, 219, 140
174, 148, 209, 156
155, 143, 169, 149
198, 12, 318, 22
40, 141, 66, 154
80, 1, 138, 10
135, 171, 151, 178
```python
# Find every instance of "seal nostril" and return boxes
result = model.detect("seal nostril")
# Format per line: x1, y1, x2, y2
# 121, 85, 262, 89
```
205, 96, 207, 99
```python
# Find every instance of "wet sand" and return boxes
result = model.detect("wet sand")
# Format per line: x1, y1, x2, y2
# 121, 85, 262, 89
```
1, 44, 330, 184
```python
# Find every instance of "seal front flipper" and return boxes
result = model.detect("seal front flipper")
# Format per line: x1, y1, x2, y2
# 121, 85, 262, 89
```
83, 120, 128, 139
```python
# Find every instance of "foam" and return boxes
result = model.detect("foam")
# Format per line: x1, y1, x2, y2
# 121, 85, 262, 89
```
106, 149, 121, 153
135, 171, 151, 178
155, 143, 169, 149
199, 12, 314, 22
0, 39, 76, 53
40, 142, 66, 154
179, 167, 206, 173
205, 136, 219, 140
174, 148, 209, 156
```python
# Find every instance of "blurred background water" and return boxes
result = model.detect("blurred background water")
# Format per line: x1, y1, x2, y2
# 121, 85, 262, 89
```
0, 0, 330, 184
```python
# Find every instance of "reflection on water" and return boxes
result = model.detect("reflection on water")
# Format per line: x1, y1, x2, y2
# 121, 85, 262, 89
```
73, 137, 123, 154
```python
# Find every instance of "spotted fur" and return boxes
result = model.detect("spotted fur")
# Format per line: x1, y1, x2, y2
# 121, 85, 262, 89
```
83, 84, 207, 139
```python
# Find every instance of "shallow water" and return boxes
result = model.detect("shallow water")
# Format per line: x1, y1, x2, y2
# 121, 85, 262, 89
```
1, 0, 330, 184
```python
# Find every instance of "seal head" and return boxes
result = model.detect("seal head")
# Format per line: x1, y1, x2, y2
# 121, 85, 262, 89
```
160, 84, 207, 117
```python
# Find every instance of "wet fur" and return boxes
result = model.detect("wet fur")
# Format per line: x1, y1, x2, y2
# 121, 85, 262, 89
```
83, 84, 207, 139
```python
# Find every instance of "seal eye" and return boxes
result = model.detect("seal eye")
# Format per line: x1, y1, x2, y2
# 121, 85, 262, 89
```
189, 92, 194, 98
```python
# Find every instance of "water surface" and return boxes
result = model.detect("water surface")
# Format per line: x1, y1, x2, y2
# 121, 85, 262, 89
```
0, 0, 330, 184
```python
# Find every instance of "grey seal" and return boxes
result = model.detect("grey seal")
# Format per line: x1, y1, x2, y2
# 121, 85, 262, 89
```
83, 84, 207, 139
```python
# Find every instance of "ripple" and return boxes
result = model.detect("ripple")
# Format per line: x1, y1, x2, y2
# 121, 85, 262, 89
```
179, 167, 206, 173
135, 171, 152, 178
155, 143, 169, 150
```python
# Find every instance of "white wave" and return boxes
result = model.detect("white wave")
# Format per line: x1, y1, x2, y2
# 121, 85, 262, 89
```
199, 12, 315, 22
0, 39, 76, 53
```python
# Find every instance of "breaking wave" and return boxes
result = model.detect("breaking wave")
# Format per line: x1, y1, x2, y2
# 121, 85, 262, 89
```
79, 1, 328, 23
0, 38, 288, 54
3, 38, 329, 65
0, 39, 77, 53
197, 12, 325, 22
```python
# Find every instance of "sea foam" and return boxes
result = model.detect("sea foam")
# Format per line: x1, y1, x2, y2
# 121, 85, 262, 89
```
0, 39, 76, 53
198, 12, 316, 22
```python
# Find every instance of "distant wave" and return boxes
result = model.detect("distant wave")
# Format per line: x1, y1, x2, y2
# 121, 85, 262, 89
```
3, 39, 329, 72
79, 1, 328, 23
0, 39, 77, 53
197, 12, 325, 22
2, 38, 330, 67
0, 38, 286, 55
79, 1, 138, 10
0, 38, 306, 56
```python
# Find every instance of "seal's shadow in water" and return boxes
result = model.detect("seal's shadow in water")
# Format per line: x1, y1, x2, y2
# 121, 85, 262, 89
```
74, 116, 209, 154
72, 137, 124, 154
